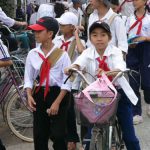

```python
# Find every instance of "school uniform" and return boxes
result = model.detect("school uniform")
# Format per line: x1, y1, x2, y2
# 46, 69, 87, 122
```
53, 35, 85, 143
126, 13, 150, 116
87, 8, 128, 53
24, 44, 72, 150
73, 44, 140, 150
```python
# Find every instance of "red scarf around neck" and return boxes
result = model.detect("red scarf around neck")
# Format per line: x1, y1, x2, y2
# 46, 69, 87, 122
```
96, 56, 112, 81
60, 40, 71, 51
128, 11, 146, 35
36, 52, 51, 99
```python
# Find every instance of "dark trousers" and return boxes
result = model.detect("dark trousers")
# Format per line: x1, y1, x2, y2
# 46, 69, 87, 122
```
67, 92, 79, 142
0, 139, 6, 150
33, 86, 69, 150
117, 89, 140, 150
126, 42, 150, 116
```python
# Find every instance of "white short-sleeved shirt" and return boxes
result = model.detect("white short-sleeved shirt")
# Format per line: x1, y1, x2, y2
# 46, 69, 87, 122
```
73, 44, 138, 105
0, 7, 15, 27
88, 8, 128, 53
24, 44, 71, 91
119, 0, 134, 17
126, 13, 150, 37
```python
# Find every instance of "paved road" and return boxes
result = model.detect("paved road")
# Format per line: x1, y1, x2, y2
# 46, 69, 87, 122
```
0, 100, 149, 150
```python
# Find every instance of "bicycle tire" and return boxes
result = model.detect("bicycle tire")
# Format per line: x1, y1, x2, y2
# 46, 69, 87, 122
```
6, 89, 33, 142
111, 120, 124, 150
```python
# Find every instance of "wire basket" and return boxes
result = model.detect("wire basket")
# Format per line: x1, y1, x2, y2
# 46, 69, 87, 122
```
11, 55, 25, 85
73, 74, 118, 125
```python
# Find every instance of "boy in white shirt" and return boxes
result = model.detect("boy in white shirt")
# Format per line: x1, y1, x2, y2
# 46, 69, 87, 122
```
65, 22, 140, 150
53, 12, 86, 150
87, 0, 128, 57
25, 17, 71, 150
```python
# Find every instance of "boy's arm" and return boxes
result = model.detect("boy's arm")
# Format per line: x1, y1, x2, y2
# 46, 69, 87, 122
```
74, 26, 86, 53
0, 59, 12, 67
47, 52, 72, 116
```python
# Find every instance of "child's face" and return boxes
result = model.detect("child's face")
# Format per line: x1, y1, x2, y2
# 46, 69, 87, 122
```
90, 28, 111, 51
110, 4, 119, 13
89, 0, 102, 9
133, 0, 146, 10
59, 24, 74, 35
34, 29, 53, 43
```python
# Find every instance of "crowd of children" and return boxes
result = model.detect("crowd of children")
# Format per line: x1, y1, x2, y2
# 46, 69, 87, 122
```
1, 0, 150, 150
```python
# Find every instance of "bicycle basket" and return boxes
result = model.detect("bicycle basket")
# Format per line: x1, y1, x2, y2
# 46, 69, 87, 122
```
11, 56, 25, 85
74, 73, 118, 124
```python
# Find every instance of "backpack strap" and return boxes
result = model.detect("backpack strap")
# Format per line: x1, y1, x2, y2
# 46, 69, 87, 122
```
68, 39, 76, 62
47, 48, 64, 67
107, 13, 119, 26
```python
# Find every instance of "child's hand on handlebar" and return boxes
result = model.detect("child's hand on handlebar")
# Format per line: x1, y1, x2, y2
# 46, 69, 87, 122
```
64, 65, 79, 75
64, 67, 73, 75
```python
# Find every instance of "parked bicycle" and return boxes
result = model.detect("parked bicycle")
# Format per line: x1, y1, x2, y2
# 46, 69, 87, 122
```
65, 68, 133, 150
0, 55, 33, 142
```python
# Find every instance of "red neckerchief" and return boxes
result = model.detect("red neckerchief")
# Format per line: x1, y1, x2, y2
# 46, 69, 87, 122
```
128, 11, 146, 35
96, 56, 112, 81
60, 40, 71, 51
118, 0, 133, 13
36, 52, 51, 99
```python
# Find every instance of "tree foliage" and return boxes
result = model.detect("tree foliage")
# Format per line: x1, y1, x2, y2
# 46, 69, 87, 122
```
0, 0, 17, 18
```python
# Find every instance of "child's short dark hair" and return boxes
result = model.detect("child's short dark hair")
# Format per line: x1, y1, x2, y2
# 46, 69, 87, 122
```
89, 22, 111, 38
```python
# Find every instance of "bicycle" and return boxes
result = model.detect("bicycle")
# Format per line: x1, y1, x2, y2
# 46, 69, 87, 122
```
65, 68, 132, 150
0, 55, 33, 142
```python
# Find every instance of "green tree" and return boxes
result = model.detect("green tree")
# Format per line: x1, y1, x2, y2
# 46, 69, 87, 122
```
0, 0, 16, 18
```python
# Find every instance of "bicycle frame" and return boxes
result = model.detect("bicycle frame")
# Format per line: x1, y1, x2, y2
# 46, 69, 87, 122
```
0, 66, 30, 120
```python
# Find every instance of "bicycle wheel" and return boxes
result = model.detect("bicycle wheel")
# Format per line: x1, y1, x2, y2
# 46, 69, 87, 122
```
6, 89, 33, 142
90, 125, 110, 150
111, 120, 124, 150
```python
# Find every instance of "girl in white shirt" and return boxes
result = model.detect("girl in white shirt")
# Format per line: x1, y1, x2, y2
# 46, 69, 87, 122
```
126, 0, 150, 124
65, 22, 141, 150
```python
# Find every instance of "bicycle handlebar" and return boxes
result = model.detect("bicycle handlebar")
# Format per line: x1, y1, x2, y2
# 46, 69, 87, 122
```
65, 68, 133, 85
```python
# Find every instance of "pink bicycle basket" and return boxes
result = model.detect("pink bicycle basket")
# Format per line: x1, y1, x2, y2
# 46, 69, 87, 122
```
74, 73, 118, 124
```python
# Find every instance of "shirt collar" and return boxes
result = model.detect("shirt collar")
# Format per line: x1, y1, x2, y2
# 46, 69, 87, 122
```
58, 35, 75, 42
34, 44, 58, 58
87, 44, 116, 60
93, 8, 114, 22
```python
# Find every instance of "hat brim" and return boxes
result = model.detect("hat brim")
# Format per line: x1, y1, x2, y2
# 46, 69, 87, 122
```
56, 18, 69, 25
89, 22, 111, 34
28, 24, 46, 31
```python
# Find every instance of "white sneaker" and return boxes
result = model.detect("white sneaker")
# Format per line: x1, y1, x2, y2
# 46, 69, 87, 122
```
146, 105, 150, 117
133, 115, 143, 125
